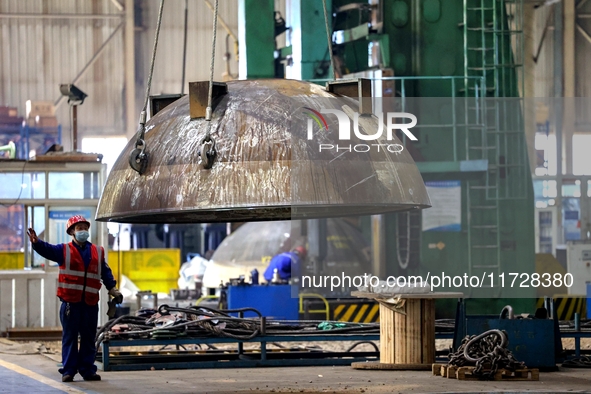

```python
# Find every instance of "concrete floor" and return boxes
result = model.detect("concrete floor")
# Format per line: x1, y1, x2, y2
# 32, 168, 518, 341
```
1, 353, 591, 394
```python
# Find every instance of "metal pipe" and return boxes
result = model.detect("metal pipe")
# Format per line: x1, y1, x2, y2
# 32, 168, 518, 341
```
500, 305, 515, 319
554, 2, 564, 244
581, 177, 590, 240
72, 105, 78, 152
203, 0, 238, 58
452, 78, 457, 161
463, 0, 468, 97
0, 13, 122, 19
54, 22, 124, 108
564, 0, 575, 175
371, 215, 386, 278
543, 296, 551, 318
576, 22, 591, 44
534, 10, 554, 63
577, 0, 590, 10
111, 0, 125, 12
575, 312, 581, 357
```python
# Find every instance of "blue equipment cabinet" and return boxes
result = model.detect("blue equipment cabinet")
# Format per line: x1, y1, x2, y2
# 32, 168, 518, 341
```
453, 299, 559, 370
227, 284, 299, 320
464, 317, 556, 370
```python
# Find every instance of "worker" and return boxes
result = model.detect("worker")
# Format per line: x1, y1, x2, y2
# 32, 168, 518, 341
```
263, 246, 307, 282
27, 215, 122, 383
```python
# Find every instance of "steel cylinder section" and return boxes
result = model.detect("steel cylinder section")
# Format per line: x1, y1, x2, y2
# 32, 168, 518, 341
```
96, 79, 430, 223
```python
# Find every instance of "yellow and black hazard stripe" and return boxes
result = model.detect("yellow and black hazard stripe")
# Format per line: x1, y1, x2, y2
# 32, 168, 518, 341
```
332, 302, 380, 323
536, 297, 587, 320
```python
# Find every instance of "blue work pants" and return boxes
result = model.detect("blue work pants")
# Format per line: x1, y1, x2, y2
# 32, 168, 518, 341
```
59, 301, 99, 378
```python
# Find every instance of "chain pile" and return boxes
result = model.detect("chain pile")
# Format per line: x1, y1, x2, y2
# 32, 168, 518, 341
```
95, 304, 379, 349
448, 329, 526, 380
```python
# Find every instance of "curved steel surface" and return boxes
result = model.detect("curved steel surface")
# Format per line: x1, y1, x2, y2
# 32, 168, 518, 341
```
96, 79, 430, 223
202, 219, 372, 289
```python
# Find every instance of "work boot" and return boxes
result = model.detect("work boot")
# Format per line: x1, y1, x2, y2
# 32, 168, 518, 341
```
82, 374, 101, 381
62, 375, 74, 382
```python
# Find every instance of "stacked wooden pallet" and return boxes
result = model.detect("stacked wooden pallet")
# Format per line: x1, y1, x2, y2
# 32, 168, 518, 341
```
432, 363, 539, 381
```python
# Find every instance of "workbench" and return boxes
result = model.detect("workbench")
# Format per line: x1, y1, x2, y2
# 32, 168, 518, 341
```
350, 291, 463, 370
96, 332, 380, 371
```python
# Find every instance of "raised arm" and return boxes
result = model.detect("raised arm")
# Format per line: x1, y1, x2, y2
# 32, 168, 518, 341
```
27, 228, 64, 265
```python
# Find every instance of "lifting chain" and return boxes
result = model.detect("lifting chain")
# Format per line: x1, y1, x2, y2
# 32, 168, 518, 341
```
448, 329, 525, 380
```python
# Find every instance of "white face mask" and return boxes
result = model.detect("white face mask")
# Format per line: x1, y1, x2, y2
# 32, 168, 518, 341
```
75, 230, 90, 243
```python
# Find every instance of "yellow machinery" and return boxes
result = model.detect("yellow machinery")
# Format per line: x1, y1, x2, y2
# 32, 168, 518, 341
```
108, 249, 181, 294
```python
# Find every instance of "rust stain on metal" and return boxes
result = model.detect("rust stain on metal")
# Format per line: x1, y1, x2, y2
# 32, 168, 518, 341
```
97, 79, 430, 223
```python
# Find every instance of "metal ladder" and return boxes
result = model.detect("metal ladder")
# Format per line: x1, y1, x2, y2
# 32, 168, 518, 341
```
463, 0, 525, 293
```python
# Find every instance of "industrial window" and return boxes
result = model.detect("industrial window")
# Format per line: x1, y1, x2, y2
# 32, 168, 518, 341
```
573, 134, 591, 176
81, 137, 128, 176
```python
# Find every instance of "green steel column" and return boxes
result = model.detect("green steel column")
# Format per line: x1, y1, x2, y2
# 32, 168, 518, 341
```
382, 0, 412, 76
238, 0, 275, 79
287, 0, 332, 80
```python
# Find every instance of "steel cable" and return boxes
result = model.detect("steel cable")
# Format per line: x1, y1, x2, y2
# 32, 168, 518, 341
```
322, 0, 336, 80
139, 0, 165, 138
562, 356, 591, 368
129, 0, 165, 174
199, 0, 220, 169
205, 0, 219, 124
95, 304, 380, 349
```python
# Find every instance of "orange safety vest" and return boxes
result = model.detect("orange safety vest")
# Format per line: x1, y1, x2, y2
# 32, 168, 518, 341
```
57, 242, 103, 305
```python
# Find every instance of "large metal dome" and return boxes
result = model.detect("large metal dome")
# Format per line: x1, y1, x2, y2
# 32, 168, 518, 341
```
96, 79, 430, 223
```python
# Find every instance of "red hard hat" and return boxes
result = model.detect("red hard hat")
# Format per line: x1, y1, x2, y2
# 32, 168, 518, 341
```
66, 215, 90, 235
294, 246, 307, 259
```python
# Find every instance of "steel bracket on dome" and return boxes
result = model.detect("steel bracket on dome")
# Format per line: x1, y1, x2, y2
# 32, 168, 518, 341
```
150, 94, 185, 117
326, 78, 373, 115
189, 81, 228, 119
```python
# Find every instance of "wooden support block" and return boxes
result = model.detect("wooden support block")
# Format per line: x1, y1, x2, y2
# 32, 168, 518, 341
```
446, 365, 458, 379
432, 363, 444, 376
456, 367, 479, 381
499, 368, 540, 381
455, 367, 540, 381
351, 361, 432, 370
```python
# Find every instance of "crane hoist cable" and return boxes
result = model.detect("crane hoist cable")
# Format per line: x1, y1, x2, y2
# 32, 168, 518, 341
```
322, 0, 336, 81
129, 0, 220, 173
129, 0, 165, 175
200, 0, 220, 170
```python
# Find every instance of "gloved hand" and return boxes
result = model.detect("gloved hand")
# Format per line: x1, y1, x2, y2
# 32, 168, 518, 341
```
108, 287, 124, 305
27, 228, 39, 243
